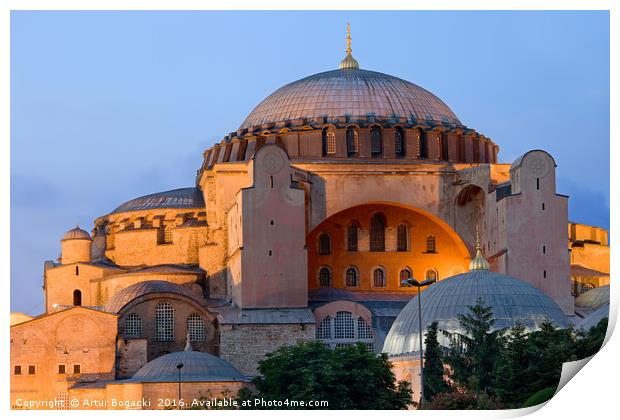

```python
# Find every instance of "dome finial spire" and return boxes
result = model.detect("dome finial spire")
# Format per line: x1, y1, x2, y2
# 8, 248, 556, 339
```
469, 225, 490, 271
339, 22, 359, 70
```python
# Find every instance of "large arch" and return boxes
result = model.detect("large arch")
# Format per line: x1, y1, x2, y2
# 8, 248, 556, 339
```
307, 202, 471, 292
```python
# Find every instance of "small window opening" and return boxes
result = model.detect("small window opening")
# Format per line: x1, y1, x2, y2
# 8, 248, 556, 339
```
536, 178, 540, 190
75, 266, 79, 276
269, 176, 274, 188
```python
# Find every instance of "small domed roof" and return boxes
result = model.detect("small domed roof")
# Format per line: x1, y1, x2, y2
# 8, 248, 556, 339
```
105, 280, 204, 313
575, 285, 609, 310
130, 349, 244, 382
383, 270, 568, 356
62, 225, 91, 241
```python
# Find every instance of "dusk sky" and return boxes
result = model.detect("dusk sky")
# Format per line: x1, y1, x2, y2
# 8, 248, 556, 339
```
10, 11, 609, 314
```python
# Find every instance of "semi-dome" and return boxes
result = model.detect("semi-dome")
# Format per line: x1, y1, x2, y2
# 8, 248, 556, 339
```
383, 269, 568, 356
239, 68, 461, 130
575, 285, 609, 311
105, 280, 204, 313
62, 225, 91, 241
130, 349, 244, 382
111, 187, 204, 215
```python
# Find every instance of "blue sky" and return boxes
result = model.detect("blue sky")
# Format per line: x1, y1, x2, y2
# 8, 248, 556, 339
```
10, 11, 609, 314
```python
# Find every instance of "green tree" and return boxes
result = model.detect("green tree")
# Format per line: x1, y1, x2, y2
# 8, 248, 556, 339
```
575, 317, 608, 359
443, 298, 504, 396
238, 341, 412, 410
493, 323, 530, 405
423, 321, 449, 401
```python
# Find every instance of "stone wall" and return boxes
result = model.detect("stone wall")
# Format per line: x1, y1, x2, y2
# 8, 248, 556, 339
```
219, 323, 316, 376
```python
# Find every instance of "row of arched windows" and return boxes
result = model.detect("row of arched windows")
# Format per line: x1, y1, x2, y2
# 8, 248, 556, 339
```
123, 302, 206, 342
316, 311, 374, 351
318, 266, 438, 287
318, 215, 437, 254
322, 127, 405, 158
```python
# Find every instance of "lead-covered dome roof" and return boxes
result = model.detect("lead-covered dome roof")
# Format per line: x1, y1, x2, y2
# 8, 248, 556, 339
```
105, 280, 204, 313
63, 225, 91, 241
130, 349, 245, 382
383, 269, 568, 356
111, 187, 204, 215
239, 68, 461, 130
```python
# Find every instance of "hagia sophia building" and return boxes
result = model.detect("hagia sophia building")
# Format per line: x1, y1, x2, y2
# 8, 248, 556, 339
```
10, 26, 610, 409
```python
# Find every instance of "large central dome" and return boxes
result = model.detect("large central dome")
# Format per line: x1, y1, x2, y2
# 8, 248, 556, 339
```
239, 68, 461, 130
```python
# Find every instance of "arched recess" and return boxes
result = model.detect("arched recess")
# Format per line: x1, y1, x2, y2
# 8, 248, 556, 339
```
454, 184, 486, 254
306, 202, 472, 292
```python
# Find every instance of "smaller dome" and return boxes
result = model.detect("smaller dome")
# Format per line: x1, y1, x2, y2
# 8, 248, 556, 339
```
576, 303, 609, 331
105, 280, 204, 313
63, 225, 91, 241
575, 285, 610, 310
383, 270, 568, 356
131, 350, 244, 382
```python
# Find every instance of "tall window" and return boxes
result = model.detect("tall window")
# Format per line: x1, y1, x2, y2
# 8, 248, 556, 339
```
395, 128, 405, 156
73, 290, 82, 306
347, 222, 359, 251
399, 268, 412, 285
425, 269, 438, 282
440, 133, 449, 160
155, 302, 174, 341
473, 137, 480, 162
124, 313, 142, 338
373, 268, 386, 287
334, 312, 355, 339
319, 267, 331, 287
322, 128, 336, 156
426, 235, 436, 253
346, 267, 359, 287
370, 213, 386, 251
371, 127, 382, 156
316, 316, 332, 339
318, 233, 331, 255
397, 224, 408, 251
457, 135, 466, 161
159, 224, 173, 244
419, 131, 428, 159
187, 314, 205, 342
357, 317, 373, 339
346, 127, 359, 156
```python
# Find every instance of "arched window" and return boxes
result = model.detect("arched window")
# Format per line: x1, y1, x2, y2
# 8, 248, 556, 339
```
318, 233, 331, 255
426, 235, 436, 253
397, 224, 408, 251
124, 313, 142, 338
158, 224, 173, 244
370, 213, 386, 251
399, 268, 412, 286
319, 267, 331, 287
581, 283, 595, 294
316, 316, 332, 339
187, 314, 205, 342
73, 290, 82, 306
347, 222, 359, 251
357, 317, 373, 339
419, 131, 428, 159
371, 127, 382, 156
322, 128, 336, 155
395, 128, 405, 156
373, 268, 386, 287
346, 267, 359, 287
155, 302, 174, 341
425, 269, 438, 282
346, 127, 359, 156
334, 312, 355, 339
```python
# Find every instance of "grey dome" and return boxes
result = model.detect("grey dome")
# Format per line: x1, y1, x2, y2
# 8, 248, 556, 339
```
105, 280, 204, 313
575, 285, 609, 310
111, 187, 204, 214
63, 226, 91, 240
130, 350, 244, 382
240, 68, 461, 130
383, 270, 568, 356
576, 303, 609, 332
